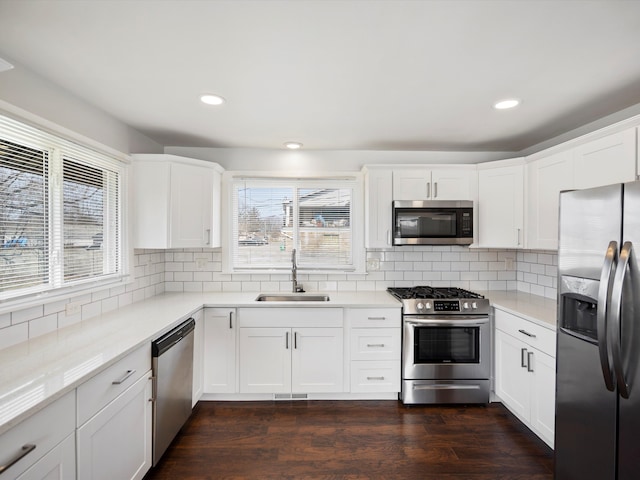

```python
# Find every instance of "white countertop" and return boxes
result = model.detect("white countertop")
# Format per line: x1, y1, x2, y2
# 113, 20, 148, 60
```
0, 291, 400, 435
0, 288, 556, 436
481, 290, 557, 330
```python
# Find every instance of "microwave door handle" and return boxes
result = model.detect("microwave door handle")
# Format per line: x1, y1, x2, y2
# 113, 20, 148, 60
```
597, 241, 618, 392
611, 241, 633, 399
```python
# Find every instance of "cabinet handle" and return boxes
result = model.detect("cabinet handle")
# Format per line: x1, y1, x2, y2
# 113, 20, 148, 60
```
367, 317, 386, 321
112, 369, 136, 385
518, 329, 536, 338
294, 332, 298, 349
285, 332, 289, 349
426, 183, 431, 199
516, 228, 522, 246
527, 351, 534, 372
434, 182, 438, 198
205, 228, 211, 245
386, 229, 391, 246
521, 348, 528, 368
367, 343, 385, 348
229, 311, 233, 329
367, 376, 385, 381
0, 444, 36, 474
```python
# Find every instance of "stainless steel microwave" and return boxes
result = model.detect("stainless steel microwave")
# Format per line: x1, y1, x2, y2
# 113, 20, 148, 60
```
392, 200, 474, 245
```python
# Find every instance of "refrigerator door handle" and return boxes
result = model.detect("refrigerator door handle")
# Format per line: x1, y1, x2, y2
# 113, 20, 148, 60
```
597, 240, 618, 391
611, 241, 633, 399
596, 241, 618, 392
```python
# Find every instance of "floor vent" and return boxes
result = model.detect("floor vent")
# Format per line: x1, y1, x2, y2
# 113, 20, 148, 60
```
273, 393, 309, 400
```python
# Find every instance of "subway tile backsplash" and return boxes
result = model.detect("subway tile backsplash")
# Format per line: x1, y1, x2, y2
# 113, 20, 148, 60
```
0, 249, 166, 351
0, 246, 558, 351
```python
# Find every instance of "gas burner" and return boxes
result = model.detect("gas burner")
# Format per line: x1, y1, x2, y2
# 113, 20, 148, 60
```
387, 286, 484, 300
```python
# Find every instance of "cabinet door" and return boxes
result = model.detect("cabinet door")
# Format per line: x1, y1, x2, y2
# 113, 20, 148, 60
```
291, 328, 344, 393
526, 151, 573, 250
77, 372, 152, 480
530, 349, 556, 448
365, 168, 393, 248
203, 308, 237, 394
431, 168, 475, 201
478, 164, 524, 248
239, 328, 291, 394
169, 162, 213, 248
494, 330, 530, 421
192, 309, 204, 405
573, 128, 636, 189
16, 434, 75, 480
393, 169, 431, 200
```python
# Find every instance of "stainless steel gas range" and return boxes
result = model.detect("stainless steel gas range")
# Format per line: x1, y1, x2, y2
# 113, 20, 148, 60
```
387, 286, 491, 405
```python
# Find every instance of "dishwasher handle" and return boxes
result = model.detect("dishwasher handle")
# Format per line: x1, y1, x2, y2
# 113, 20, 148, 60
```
152, 318, 196, 357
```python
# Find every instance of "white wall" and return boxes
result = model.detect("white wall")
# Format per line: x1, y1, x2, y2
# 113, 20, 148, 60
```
164, 146, 515, 171
0, 60, 163, 155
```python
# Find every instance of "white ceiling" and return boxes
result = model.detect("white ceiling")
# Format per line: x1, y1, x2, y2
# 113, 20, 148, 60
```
1, 0, 640, 152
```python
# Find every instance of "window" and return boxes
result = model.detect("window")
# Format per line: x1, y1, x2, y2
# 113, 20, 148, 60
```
0, 113, 126, 304
230, 178, 362, 272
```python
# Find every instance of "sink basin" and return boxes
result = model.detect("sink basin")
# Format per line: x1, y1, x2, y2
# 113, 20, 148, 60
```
255, 294, 331, 302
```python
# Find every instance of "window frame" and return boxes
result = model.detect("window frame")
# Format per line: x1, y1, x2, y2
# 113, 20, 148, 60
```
223, 172, 365, 274
0, 112, 131, 314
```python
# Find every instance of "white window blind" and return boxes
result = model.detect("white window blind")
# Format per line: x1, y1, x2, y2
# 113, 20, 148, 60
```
0, 113, 125, 303
231, 179, 355, 271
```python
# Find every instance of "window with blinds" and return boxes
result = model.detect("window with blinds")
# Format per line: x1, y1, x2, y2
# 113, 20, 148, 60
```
0, 113, 125, 303
231, 179, 356, 271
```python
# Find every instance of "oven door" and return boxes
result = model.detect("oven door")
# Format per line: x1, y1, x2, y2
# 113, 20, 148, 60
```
403, 316, 490, 380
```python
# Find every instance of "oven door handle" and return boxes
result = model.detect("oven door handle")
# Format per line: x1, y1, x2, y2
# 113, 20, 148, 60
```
405, 318, 489, 327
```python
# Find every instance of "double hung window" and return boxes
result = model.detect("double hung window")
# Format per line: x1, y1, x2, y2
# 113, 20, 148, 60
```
230, 178, 361, 272
0, 114, 126, 304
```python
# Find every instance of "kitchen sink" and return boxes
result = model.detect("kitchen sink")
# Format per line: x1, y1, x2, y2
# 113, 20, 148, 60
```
255, 294, 331, 302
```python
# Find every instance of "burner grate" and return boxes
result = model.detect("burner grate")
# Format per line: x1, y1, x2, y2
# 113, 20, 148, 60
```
388, 286, 484, 300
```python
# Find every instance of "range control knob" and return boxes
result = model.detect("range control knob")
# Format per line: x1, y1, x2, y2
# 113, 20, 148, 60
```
416, 302, 424, 310
425, 302, 432, 310
462, 302, 470, 310
471, 302, 478, 309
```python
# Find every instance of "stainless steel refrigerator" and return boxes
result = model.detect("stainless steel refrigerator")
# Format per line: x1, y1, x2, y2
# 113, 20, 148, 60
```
556, 181, 640, 480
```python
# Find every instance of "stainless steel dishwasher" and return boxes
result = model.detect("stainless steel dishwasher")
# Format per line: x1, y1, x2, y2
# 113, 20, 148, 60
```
151, 317, 195, 466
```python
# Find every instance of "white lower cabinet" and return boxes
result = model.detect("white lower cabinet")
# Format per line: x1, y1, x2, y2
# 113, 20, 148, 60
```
76, 343, 153, 480
494, 308, 556, 448
203, 308, 237, 394
346, 308, 401, 394
16, 433, 75, 480
237, 308, 344, 395
0, 391, 75, 480
192, 308, 204, 406
77, 372, 153, 480
239, 327, 343, 394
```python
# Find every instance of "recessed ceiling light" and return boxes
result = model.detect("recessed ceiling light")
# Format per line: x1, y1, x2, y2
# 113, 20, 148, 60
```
284, 142, 303, 150
200, 94, 225, 106
493, 99, 520, 110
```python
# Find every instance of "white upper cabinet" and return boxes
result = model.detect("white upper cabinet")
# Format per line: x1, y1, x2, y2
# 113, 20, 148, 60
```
132, 154, 223, 249
392, 166, 476, 201
363, 166, 393, 248
573, 128, 636, 190
526, 150, 574, 250
477, 159, 525, 248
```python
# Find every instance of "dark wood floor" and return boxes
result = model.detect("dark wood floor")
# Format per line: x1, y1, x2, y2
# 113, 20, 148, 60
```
144, 400, 553, 480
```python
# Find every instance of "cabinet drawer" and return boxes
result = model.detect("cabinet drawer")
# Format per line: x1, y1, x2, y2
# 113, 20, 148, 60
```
494, 308, 556, 357
350, 328, 401, 361
238, 308, 343, 328
77, 343, 151, 425
0, 391, 75, 480
350, 361, 400, 393
347, 308, 401, 328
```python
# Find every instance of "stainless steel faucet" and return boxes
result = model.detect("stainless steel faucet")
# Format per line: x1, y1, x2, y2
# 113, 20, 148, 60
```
291, 248, 299, 293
